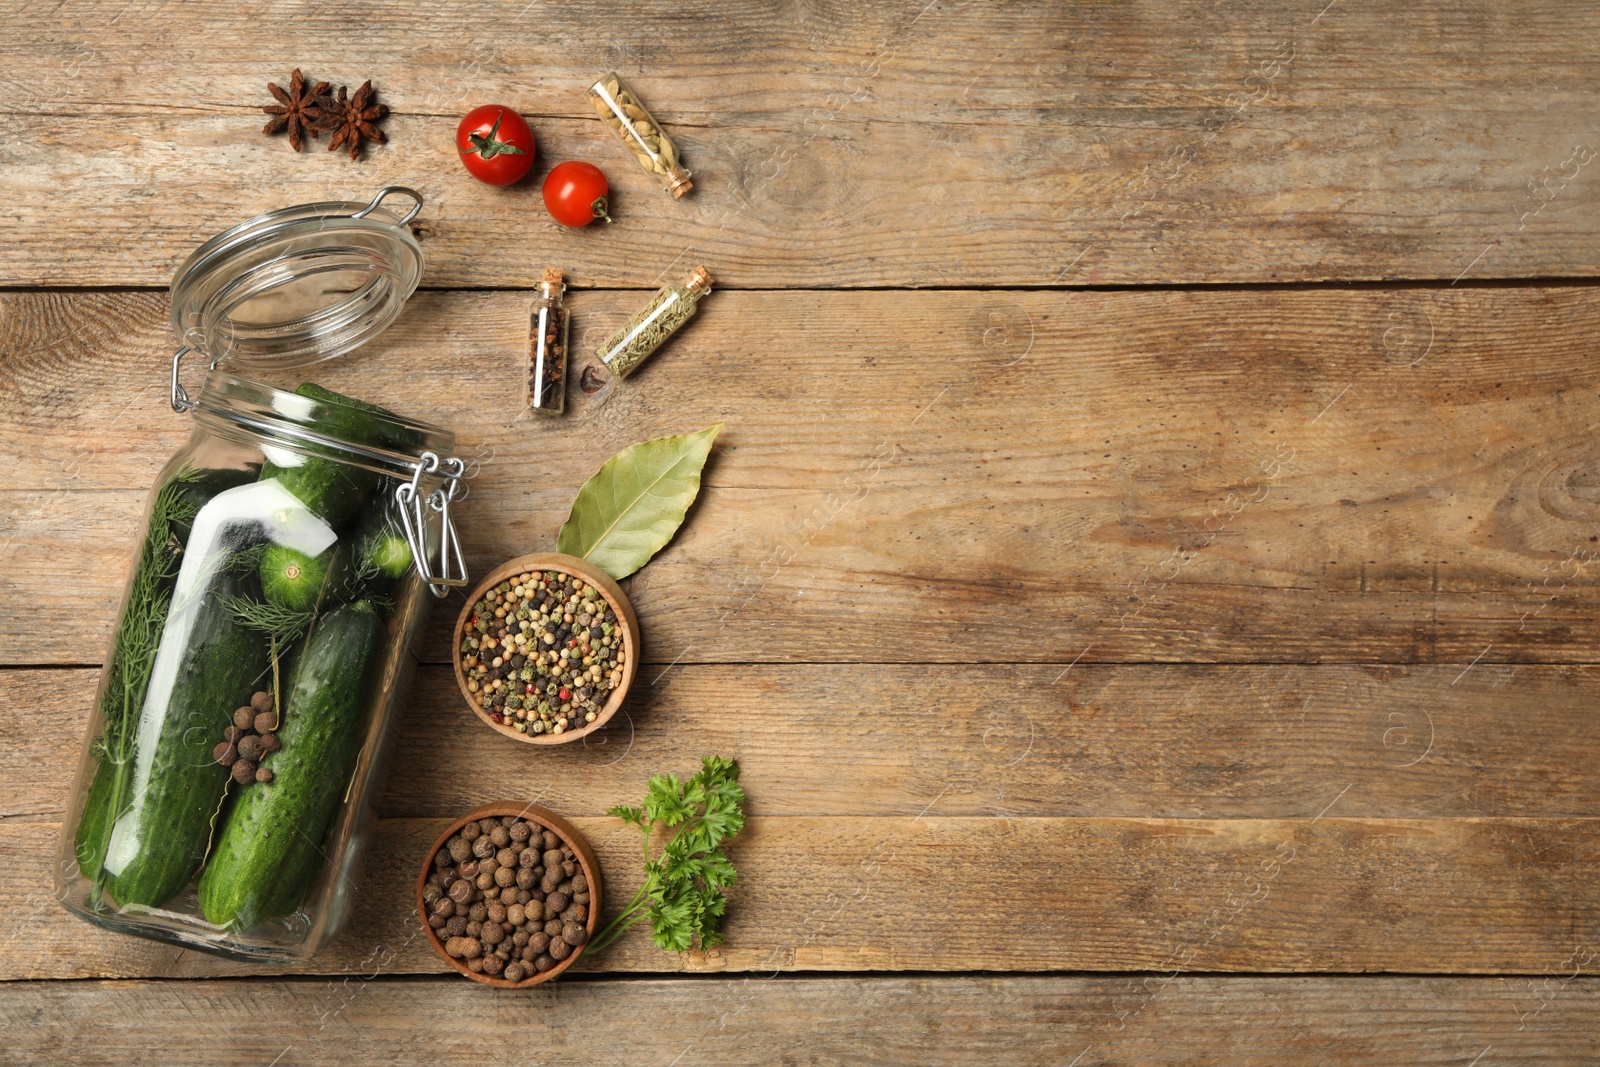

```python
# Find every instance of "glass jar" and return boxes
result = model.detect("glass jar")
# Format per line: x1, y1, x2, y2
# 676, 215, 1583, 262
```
527, 267, 570, 414
55, 188, 469, 963
595, 265, 713, 379
587, 72, 693, 198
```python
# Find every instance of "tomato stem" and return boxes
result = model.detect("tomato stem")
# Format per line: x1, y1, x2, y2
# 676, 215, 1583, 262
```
464, 110, 528, 159
592, 196, 614, 224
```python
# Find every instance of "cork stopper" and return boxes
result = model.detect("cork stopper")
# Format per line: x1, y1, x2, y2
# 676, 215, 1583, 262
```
538, 267, 565, 299
683, 266, 713, 296
666, 166, 694, 199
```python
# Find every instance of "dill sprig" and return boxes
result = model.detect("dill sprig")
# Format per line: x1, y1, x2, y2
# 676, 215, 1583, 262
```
96, 467, 204, 767
222, 595, 315, 645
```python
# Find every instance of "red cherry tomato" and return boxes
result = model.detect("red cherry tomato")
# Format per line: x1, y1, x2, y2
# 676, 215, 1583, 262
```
543, 161, 613, 227
456, 105, 535, 186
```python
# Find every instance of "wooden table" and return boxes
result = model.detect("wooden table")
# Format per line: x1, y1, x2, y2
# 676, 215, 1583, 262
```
3, 2, 1599, 1062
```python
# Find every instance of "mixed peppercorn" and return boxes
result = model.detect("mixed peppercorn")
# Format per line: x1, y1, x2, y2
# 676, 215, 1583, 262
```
212, 690, 280, 785
459, 569, 625, 736
424, 815, 590, 981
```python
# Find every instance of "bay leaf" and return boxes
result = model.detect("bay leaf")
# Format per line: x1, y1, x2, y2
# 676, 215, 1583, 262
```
557, 424, 722, 579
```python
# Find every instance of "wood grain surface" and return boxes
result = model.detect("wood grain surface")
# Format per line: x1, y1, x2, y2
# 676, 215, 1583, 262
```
8, 665, 1600, 823
4, 975, 1597, 1066
2, 2, 1600, 286
6, 814, 1600, 978
3, 0, 1597, 1058
5, 287, 1600, 667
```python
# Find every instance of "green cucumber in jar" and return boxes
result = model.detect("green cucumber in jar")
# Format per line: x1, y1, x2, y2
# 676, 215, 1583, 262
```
260, 543, 355, 612
198, 600, 384, 929
345, 500, 413, 601
74, 466, 256, 893
104, 569, 273, 908
258, 383, 392, 526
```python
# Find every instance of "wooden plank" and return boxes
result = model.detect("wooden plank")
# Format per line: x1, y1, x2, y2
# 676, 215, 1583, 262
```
6, 814, 1600, 979
7, 664, 1600, 822
5, 287, 1600, 665
4, 974, 1598, 1066
2, 3, 1600, 285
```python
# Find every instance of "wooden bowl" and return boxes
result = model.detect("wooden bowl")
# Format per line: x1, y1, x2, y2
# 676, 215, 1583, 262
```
417, 801, 604, 988
453, 552, 640, 745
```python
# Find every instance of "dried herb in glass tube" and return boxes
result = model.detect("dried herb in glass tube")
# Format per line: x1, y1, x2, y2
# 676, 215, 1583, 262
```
595, 266, 713, 379
587, 72, 693, 198
527, 267, 570, 414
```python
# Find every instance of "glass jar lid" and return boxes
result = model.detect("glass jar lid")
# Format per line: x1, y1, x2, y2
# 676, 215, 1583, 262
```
169, 187, 425, 372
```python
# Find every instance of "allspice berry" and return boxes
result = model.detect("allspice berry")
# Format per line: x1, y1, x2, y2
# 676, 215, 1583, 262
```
445, 936, 468, 959
490, 826, 511, 848
534, 953, 555, 972
249, 691, 274, 714
213, 742, 238, 767
236, 735, 263, 762
448, 837, 472, 863
231, 759, 256, 785
494, 866, 516, 888
504, 961, 527, 983
481, 953, 505, 977
561, 922, 587, 946
258, 732, 281, 755
255, 766, 274, 784
233, 706, 256, 731
448, 878, 474, 905
549, 937, 571, 961
254, 711, 278, 734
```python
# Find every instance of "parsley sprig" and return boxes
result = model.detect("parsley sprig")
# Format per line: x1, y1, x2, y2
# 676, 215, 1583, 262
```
589, 755, 746, 955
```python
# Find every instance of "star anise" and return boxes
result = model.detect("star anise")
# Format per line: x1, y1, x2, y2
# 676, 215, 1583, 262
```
261, 68, 332, 152
324, 80, 389, 160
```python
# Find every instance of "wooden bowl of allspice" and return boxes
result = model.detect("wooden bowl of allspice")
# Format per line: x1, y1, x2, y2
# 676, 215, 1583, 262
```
453, 552, 640, 745
418, 801, 603, 987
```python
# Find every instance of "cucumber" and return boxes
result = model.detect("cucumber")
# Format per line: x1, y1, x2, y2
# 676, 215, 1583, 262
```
260, 543, 352, 612
259, 383, 389, 526
294, 383, 421, 451
75, 466, 257, 895
104, 569, 273, 908
74, 760, 119, 884
345, 500, 413, 601
198, 600, 384, 929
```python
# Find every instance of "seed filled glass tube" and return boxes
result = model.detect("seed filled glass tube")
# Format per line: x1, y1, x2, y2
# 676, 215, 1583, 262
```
595, 266, 712, 379
527, 268, 570, 414
587, 72, 693, 198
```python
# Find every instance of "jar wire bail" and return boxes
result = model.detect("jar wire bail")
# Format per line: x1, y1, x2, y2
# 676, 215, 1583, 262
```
169, 346, 221, 414
396, 452, 469, 598
353, 186, 424, 226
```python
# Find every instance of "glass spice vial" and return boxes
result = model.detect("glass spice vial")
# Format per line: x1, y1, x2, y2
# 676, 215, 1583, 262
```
587, 72, 693, 198
595, 266, 713, 379
528, 267, 570, 414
